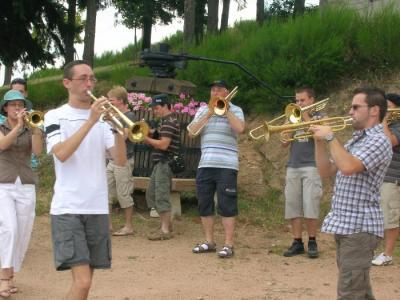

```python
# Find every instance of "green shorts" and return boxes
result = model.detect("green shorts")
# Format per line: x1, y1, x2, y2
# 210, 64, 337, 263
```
146, 161, 173, 213
51, 214, 111, 271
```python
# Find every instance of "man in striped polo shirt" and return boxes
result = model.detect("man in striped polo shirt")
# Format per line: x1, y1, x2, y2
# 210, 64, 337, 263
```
188, 80, 245, 258
144, 94, 180, 240
310, 87, 392, 299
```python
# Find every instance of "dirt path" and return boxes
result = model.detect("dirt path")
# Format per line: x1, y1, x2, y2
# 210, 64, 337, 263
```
10, 215, 399, 300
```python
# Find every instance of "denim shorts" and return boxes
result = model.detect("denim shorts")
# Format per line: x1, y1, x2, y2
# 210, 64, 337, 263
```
51, 214, 111, 271
196, 168, 238, 217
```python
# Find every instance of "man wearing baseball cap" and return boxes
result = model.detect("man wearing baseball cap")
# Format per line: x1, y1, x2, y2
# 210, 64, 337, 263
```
372, 93, 400, 266
144, 94, 181, 240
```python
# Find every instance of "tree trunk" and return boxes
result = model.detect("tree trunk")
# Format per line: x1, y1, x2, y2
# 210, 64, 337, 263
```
134, 27, 137, 47
294, 0, 306, 16
83, 0, 97, 67
220, 0, 230, 32
65, 0, 77, 64
3, 62, 13, 86
207, 0, 219, 34
256, 0, 265, 25
195, 0, 207, 44
184, 0, 196, 46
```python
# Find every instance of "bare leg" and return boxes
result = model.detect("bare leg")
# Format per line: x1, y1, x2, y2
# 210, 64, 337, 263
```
384, 227, 399, 257
123, 205, 134, 231
200, 216, 215, 243
291, 217, 303, 239
222, 217, 235, 246
67, 265, 93, 300
159, 211, 171, 233
0, 268, 13, 294
305, 218, 318, 238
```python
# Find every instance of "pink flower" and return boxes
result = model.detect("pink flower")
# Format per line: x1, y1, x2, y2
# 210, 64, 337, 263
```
179, 93, 186, 100
182, 106, 189, 113
200, 102, 207, 107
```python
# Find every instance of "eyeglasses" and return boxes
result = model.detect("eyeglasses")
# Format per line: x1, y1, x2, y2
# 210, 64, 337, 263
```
350, 104, 369, 111
6, 102, 25, 108
70, 77, 97, 83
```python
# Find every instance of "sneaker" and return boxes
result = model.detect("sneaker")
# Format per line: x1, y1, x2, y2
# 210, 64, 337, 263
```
372, 252, 393, 266
150, 208, 159, 218
147, 230, 172, 241
283, 240, 305, 257
307, 240, 319, 258
218, 245, 234, 258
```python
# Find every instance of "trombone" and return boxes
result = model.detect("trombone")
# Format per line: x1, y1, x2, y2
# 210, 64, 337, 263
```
25, 111, 44, 128
208, 86, 238, 116
86, 91, 149, 143
249, 116, 353, 142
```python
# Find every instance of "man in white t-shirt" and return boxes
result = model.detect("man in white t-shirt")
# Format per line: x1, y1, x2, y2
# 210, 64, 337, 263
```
44, 60, 127, 300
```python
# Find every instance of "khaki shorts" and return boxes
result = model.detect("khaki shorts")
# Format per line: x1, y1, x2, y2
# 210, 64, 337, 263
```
285, 167, 322, 219
107, 157, 135, 208
380, 182, 400, 229
146, 161, 173, 213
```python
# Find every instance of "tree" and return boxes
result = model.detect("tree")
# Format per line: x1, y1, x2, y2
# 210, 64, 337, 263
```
194, 0, 207, 43
293, 0, 305, 16
256, 0, 265, 25
184, 0, 196, 46
0, 0, 67, 84
113, 0, 181, 50
82, 0, 97, 66
65, 0, 77, 63
220, 0, 231, 32
207, 0, 219, 34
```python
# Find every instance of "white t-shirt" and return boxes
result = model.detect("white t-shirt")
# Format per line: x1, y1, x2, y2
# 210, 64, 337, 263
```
44, 104, 114, 215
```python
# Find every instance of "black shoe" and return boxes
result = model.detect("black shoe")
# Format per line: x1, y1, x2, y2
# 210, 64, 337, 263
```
308, 240, 319, 258
283, 240, 305, 257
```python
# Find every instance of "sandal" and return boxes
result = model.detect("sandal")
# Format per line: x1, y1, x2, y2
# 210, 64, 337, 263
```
112, 227, 134, 236
0, 278, 11, 298
218, 245, 234, 258
192, 241, 217, 253
8, 276, 18, 294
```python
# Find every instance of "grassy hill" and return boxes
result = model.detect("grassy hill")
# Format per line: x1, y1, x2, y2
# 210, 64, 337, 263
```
2, 5, 400, 114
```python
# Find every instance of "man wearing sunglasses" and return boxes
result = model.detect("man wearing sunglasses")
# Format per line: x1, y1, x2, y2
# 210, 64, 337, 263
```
310, 87, 392, 300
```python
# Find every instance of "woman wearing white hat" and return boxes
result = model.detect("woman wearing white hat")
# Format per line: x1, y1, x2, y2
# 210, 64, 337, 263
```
0, 90, 43, 298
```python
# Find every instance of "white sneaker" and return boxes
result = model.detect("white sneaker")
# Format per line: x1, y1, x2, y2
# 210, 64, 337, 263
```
372, 252, 393, 266
150, 208, 159, 218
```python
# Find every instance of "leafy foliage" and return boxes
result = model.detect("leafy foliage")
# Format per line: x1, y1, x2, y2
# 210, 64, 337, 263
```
0, 0, 67, 67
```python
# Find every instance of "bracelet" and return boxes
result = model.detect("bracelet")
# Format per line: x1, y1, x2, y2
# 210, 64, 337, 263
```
110, 128, 119, 134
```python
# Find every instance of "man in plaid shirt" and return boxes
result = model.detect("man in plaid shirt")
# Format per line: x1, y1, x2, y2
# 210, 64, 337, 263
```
310, 87, 392, 300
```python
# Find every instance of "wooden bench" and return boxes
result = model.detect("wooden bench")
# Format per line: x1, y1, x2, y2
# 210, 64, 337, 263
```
131, 111, 200, 217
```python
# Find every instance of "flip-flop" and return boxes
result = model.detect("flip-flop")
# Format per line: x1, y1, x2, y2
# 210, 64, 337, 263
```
112, 228, 134, 236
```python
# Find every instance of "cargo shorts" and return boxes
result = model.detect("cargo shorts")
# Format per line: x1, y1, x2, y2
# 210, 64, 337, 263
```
51, 214, 111, 271
380, 182, 400, 229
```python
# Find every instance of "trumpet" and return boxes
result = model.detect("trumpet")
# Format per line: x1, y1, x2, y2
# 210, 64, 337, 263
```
249, 116, 353, 142
387, 108, 400, 124
208, 86, 238, 116
86, 91, 149, 142
25, 110, 44, 128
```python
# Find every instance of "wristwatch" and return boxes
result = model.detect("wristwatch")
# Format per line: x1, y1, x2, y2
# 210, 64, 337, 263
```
324, 133, 335, 143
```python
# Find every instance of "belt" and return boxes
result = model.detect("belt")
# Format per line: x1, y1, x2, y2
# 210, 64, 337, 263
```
385, 178, 400, 185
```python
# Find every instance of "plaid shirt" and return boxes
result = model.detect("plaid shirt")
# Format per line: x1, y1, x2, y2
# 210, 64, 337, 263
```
322, 124, 392, 237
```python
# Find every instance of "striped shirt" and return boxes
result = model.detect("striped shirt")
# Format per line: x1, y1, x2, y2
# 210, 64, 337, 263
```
152, 112, 180, 163
192, 103, 244, 170
384, 121, 400, 182
321, 124, 392, 237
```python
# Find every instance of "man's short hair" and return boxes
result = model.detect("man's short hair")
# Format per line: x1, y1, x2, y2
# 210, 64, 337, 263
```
107, 86, 128, 104
63, 60, 91, 79
353, 87, 387, 122
295, 87, 316, 99
10, 78, 27, 90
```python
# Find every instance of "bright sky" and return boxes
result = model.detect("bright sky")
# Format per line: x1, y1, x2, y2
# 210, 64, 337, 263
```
1, 0, 319, 84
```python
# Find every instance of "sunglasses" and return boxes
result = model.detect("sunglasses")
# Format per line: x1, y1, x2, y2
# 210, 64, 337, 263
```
350, 104, 369, 111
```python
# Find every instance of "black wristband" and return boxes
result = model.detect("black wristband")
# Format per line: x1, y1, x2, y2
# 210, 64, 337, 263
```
110, 128, 119, 134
